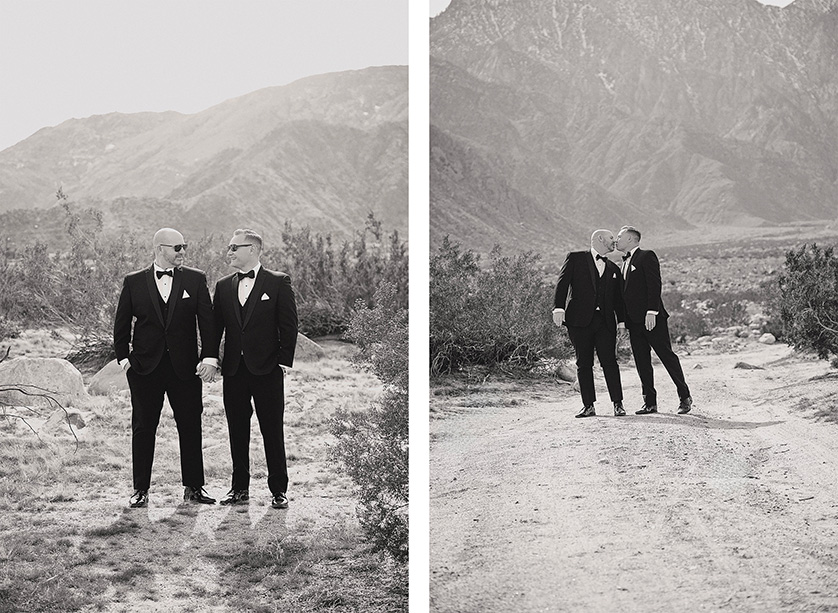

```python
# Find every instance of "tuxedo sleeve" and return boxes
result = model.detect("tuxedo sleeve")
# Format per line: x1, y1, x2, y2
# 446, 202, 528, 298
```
643, 251, 663, 313
113, 276, 133, 362
553, 252, 574, 309
210, 280, 226, 359
275, 275, 298, 368
196, 272, 216, 360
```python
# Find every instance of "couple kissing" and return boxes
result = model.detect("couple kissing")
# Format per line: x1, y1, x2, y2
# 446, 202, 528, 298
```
552, 225, 693, 419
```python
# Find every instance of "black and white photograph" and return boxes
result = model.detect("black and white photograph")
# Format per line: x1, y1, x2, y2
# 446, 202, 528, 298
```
0, 1, 408, 611
429, 0, 838, 611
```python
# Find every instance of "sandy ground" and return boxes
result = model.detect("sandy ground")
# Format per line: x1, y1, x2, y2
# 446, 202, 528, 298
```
430, 340, 838, 612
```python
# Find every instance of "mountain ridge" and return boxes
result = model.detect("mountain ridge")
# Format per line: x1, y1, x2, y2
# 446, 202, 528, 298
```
431, 0, 838, 256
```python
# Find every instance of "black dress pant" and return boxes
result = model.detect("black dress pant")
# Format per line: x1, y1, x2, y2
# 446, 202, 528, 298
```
126, 352, 205, 491
566, 311, 623, 407
223, 363, 288, 495
626, 316, 690, 406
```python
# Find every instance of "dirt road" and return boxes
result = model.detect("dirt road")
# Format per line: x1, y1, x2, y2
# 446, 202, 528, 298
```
430, 341, 838, 612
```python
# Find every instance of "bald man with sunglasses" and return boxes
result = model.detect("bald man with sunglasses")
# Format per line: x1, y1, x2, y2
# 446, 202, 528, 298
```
114, 227, 218, 508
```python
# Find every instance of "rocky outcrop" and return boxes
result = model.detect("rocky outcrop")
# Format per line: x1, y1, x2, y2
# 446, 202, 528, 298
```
0, 357, 89, 407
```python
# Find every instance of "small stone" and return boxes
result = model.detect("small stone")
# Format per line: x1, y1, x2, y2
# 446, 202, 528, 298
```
759, 333, 776, 345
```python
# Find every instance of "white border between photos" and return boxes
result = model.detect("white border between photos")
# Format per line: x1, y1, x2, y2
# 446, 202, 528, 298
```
408, 0, 430, 610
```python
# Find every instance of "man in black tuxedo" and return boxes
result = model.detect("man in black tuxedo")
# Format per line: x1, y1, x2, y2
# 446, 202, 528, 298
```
206, 228, 298, 509
553, 229, 626, 418
615, 225, 692, 415
114, 227, 218, 508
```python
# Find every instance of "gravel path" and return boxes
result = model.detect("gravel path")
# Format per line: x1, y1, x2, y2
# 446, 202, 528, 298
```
430, 342, 838, 612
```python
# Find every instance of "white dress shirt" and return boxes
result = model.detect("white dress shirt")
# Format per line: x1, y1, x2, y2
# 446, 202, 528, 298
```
237, 262, 262, 306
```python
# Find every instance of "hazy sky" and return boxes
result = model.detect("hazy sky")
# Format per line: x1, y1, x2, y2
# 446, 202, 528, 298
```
0, 0, 408, 152
431, 0, 797, 18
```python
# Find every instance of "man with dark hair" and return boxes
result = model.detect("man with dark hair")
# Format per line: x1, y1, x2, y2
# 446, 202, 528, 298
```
206, 228, 298, 509
114, 227, 218, 508
553, 229, 626, 418
615, 225, 693, 415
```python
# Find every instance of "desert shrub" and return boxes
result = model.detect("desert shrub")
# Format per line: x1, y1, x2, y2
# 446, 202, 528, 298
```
775, 243, 838, 359
278, 214, 408, 337
430, 237, 571, 375
330, 282, 408, 562
0, 198, 405, 363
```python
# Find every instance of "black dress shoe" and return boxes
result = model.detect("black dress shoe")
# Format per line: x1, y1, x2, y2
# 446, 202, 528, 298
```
129, 490, 148, 508
635, 404, 658, 415
183, 486, 216, 504
271, 492, 289, 509
575, 405, 595, 418
613, 402, 626, 416
219, 489, 250, 505
677, 397, 693, 414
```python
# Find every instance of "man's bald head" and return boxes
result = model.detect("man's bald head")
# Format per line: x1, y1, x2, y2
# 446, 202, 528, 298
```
590, 229, 616, 255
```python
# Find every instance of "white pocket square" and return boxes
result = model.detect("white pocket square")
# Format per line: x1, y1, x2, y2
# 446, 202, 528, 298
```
261, 293, 270, 301
612, 273, 617, 279
631, 265, 637, 272
182, 290, 190, 299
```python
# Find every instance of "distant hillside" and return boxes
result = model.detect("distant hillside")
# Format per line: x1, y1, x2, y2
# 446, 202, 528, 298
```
431, 0, 838, 257
0, 66, 407, 248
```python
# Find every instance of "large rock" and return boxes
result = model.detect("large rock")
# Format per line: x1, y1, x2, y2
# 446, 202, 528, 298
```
295, 333, 326, 362
0, 357, 89, 407
88, 359, 129, 396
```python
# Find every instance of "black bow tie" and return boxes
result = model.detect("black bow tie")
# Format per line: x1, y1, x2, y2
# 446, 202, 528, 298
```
596, 254, 607, 261
622, 252, 632, 261
237, 270, 255, 280
156, 269, 173, 279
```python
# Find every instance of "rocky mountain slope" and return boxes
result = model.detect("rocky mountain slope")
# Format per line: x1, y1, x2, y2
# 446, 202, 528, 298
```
431, 0, 838, 255
0, 65, 407, 243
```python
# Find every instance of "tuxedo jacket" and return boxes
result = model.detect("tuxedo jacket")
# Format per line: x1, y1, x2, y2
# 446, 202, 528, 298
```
114, 266, 214, 380
211, 267, 298, 376
621, 248, 669, 324
554, 251, 625, 330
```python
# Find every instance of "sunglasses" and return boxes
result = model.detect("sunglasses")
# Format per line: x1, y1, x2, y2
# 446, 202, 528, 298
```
227, 243, 253, 252
160, 243, 188, 252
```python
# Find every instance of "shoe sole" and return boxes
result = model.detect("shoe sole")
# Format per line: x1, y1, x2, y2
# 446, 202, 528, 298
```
271, 503, 289, 509
219, 499, 249, 505
129, 501, 147, 508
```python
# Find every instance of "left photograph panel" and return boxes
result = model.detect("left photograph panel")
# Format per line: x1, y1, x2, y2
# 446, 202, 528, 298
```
0, 1, 409, 611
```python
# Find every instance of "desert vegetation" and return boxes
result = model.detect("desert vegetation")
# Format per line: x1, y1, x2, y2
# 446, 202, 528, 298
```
429, 234, 838, 378
0, 197, 409, 610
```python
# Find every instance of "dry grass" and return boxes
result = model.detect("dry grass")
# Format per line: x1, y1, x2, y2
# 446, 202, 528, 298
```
0, 336, 405, 612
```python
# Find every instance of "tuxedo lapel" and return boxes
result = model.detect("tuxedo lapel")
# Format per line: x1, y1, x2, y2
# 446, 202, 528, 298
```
165, 268, 184, 329
586, 252, 597, 290
144, 267, 165, 327
242, 269, 267, 329
230, 275, 243, 328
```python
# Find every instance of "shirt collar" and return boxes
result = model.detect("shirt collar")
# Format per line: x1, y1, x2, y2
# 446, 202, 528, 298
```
153, 263, 174, 273
240, 262, 262, 277
590, 248, 601, 260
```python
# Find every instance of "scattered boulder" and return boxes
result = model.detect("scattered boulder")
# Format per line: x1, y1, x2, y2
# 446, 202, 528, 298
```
555, 361, 576, 383
693, 363, 704, 369
0, 358, 88, 407
88, 360, 129, 396
759, 333, 776, 345
40, 407, 86, 434
734, 362, 765, 370
736, 329, 751, 338
295, 333, 326, 362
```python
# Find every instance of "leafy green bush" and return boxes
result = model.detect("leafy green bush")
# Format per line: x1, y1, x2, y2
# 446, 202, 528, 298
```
775, 243, 838, 359
430, 237, 571, 375
330, 282, 408, 562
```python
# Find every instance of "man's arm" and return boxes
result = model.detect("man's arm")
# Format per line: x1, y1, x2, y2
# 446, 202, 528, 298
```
113, 276, 133, 369
275, 275, 298, 368
643, 251, 663, 330
552, 252, 574, 326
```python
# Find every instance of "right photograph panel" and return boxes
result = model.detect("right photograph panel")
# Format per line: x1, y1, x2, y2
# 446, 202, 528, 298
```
429, 0, 838, 611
